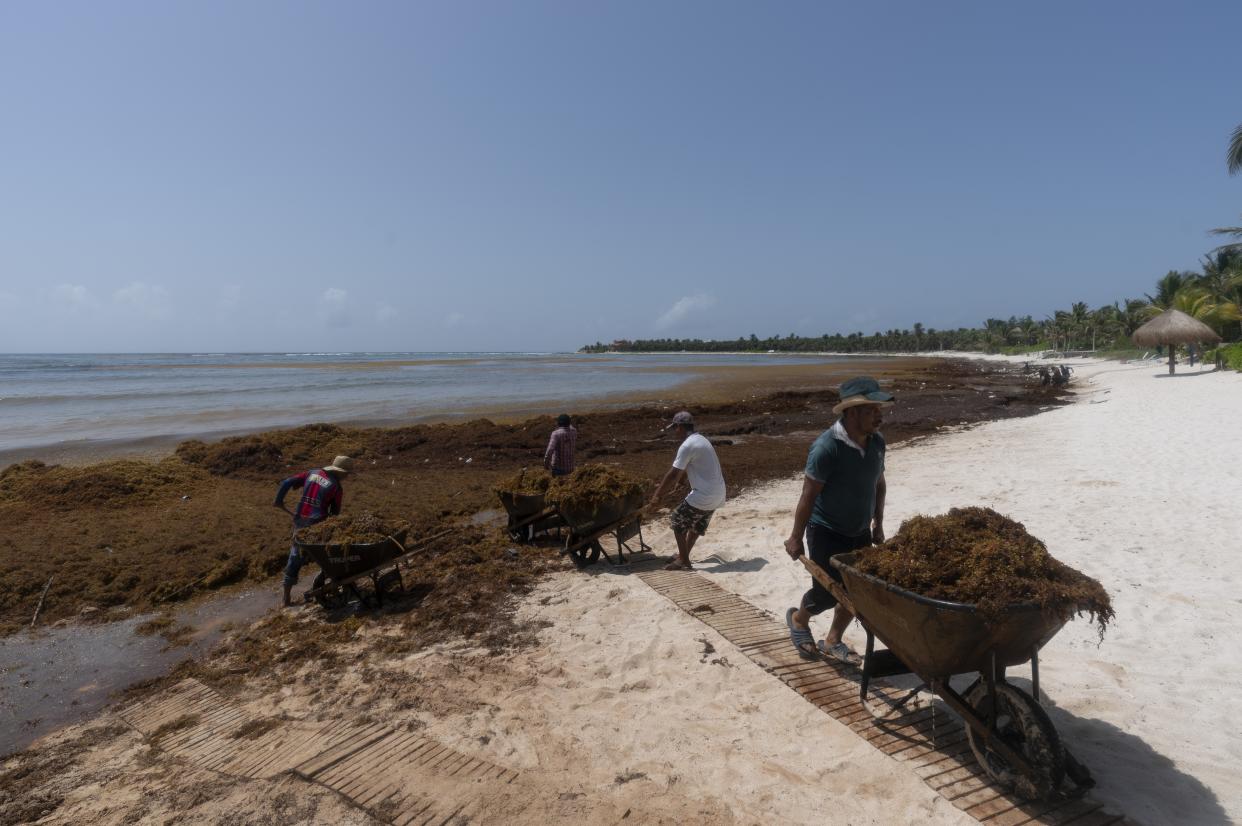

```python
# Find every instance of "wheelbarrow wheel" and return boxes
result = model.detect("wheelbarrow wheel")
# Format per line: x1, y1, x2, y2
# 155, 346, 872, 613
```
375, 570, 403, 603
567, 538, 603, 566
964, 680, 1065, 801
309, 571, 347, 610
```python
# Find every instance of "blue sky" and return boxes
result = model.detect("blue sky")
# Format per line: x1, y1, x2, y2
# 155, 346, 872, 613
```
1, 1, 1240, 352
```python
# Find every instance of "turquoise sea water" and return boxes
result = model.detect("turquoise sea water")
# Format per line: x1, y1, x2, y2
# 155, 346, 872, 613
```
0, 352, 866, 457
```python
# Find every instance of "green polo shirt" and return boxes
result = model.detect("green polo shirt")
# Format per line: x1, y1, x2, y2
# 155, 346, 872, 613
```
805, 423, 885, 537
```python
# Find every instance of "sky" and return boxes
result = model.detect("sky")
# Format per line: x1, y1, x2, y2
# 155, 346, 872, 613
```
2, 1, 1241, 353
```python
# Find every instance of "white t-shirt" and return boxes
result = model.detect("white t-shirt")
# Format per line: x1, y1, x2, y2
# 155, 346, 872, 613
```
672, 432, 726, 511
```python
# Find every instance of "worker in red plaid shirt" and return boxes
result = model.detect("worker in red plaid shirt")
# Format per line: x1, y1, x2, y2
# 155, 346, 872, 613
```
274, 455, 353, 606
544, 414, 577, 476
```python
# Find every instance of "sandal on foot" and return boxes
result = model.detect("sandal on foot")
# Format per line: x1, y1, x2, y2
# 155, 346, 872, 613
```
786, 608, 818, 660
664, 560, 692, 571
819, 640, 860, 665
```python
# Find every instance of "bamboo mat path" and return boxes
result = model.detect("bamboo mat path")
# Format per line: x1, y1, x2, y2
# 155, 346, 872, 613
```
637, 568, 1137, 826
118, 678, 524, 824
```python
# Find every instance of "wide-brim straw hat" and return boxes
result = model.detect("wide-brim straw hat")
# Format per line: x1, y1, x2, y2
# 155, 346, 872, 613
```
832, 376, 895, 415
324, 455, 354, 474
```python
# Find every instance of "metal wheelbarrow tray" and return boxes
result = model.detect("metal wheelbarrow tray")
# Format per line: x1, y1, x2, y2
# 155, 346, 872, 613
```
557, 491, 649, 566
295, 528, 410, 609
824, 551, 1095, 802
496, 490, 565, 542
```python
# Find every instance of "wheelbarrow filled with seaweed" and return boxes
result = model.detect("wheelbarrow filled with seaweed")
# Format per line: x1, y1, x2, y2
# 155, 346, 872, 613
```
494, 468, 565, 542
547, 464, 651, 566
802, 508, 1114, 802
294, 513, 412, 609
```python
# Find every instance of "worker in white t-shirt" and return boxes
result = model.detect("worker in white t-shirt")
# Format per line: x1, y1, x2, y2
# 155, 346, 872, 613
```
648, 411, 726, 571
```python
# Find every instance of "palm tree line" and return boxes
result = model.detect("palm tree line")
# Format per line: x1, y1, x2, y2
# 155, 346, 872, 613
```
582, 262, 1240, 356
583, 130, 1242, 356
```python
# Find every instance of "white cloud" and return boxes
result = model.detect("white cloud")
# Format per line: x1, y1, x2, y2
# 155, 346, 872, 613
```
375, 304, 398, 323
53, 283, 90, 308
319, 288, 350, 327
444, 311, 465, 328
656, 293, 716, 330
114, 281, 172, 320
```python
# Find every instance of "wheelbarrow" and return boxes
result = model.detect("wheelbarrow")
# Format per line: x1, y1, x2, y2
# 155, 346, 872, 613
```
558, 491, 650, 566
803, 552, 1094, 801
294, 527, 411, 609
496, 489, 565, 542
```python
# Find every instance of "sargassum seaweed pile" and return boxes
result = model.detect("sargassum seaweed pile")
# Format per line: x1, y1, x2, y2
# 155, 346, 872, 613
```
545, 464, 647, 514
296, 512, 412, 546
854, 507, 1114, 634
494, 467, 554, 497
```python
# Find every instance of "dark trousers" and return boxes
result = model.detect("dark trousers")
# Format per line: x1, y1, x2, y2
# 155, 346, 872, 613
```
800, 523, 872, 617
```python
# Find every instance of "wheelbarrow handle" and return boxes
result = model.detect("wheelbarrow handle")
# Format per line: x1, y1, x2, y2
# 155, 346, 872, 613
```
798, 556, 856, 616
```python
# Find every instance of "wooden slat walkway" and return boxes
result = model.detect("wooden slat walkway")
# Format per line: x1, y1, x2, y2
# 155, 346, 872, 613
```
294, 727, 524, 825
637, 569, 1138, 826
119, 679, 525, 823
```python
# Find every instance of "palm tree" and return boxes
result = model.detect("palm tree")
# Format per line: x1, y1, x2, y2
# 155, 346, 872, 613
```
1144, 270, 1195, 310
1171, 287, 1241, 333
1229, 123, 1242, 175
1212, 126, 1242, 252
1117, 298, 1157, 334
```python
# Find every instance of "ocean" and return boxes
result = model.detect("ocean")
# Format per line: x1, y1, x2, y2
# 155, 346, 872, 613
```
0, 352, 862, 459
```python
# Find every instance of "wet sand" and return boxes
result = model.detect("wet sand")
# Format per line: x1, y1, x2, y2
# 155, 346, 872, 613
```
0, 356, 913, 469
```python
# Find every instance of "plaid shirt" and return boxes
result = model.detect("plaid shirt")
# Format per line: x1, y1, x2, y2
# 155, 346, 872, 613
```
544, 426, 577, 474
275, 468, 343, 522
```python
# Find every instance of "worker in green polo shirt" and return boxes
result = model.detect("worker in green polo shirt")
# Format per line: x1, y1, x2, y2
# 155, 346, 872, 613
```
784, 376, 893, 663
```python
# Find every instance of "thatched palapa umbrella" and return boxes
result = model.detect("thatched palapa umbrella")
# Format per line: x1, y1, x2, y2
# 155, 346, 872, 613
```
1132, 308, 1221, 374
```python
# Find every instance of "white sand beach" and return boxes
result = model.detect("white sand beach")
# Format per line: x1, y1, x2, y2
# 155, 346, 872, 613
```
424, 356, 1239, 824
23, 357, 1241, 825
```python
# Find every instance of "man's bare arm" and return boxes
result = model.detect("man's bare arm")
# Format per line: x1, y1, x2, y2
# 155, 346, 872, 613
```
784, 475, 825, 560
872, 473, 886, 544
648, 466, 686, 507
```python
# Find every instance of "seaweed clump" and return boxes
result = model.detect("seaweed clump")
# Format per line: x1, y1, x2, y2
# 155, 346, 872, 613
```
494, 467, 553, 497
545, 463, 647, 513
854, 507, 1113, 634
296, 511, 411, 545
0, 458, 207, 510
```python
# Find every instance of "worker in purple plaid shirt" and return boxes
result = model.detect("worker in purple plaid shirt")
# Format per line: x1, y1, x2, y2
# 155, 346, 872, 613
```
544, 414, 577, 476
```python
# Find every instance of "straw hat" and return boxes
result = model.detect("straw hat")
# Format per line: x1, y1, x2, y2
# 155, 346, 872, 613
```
324, 455, 354, 474
832, 376, 895, 415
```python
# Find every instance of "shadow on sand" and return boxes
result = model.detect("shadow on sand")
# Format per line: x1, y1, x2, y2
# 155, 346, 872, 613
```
1152, 367, 1221, 378
693, 555, 770, 574
998, 676, 1229, 825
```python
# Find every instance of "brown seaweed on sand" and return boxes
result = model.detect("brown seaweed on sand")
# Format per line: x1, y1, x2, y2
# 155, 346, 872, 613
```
854, 507, 1114, 634
544, 464, 647, 513
295, 512, 411, 546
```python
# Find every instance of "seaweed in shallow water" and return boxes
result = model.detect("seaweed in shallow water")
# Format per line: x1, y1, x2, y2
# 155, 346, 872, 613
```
854, 507, 1113, 635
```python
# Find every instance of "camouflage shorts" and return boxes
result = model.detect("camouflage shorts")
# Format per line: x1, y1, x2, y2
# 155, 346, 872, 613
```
670, 501, 714, 536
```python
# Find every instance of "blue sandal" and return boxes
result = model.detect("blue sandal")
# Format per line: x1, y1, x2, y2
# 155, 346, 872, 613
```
819, 640, 860, 666
786, 608, 818, 660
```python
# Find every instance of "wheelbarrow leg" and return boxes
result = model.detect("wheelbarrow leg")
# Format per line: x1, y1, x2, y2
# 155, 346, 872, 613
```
860, 631, 876, 704
1030, 649, 1040, 703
